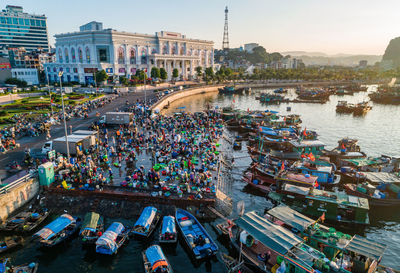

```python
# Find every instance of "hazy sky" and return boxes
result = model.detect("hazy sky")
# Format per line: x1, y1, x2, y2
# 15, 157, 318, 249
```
3, 0, 399, 55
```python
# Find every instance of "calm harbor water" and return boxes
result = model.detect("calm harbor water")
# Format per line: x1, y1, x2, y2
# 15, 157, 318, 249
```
5, 86, 400, 272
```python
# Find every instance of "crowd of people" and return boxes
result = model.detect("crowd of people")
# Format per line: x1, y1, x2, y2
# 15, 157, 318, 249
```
56, 103, 224, 200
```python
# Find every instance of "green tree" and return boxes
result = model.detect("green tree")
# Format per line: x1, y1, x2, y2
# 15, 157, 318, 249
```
204, 67, 214, 81
150, 67, 161, 79
119, 76, 128, 85
160, 68, 168, 81
195, 66, 203, 79
172, 68, 179, 80
95, 70, 108, 84
135, 69, 148, 81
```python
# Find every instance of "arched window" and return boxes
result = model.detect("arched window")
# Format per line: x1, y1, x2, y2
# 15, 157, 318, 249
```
85, 47, 91, 63
71, 48, 76, 63
118, 47, 125, 64
64, 48, 69, 63
162, 45, 167, 55
194, 50, 199, 56
141, 48, 147, 64
130, 48, 136, 64
171, 46, 176, 55
78, 48, 83, 63
188, 49, 192, 56
180, 47, 185, 55
151, 48, 157, 54
58, 49, 63, 63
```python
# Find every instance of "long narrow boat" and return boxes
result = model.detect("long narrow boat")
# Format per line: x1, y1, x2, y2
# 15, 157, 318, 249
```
132, 206, 160, 237
175, 208, 218, 260
143, 245, 173, 273
0, 236, 24, 254
273, 183, 370, 225
34, 214, 81, 248
159, 216, 177, 244
95, 222, 130, 255
0, 209, 49, 233
229, 211, 387, 273
0, 258, 39, 273
80, 212, 104, 245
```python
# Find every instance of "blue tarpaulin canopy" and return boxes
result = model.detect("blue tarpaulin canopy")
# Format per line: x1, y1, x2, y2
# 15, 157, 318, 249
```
145, 245, 167, 267
235, 211, 301, 255
34, 214, 75, 240
95, 222, 124, 254
134, 206, 157, 231
161, 216, 176, 234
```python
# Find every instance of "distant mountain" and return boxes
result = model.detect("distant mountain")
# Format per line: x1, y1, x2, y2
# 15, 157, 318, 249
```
281, 51, 381, 66
382, 37, 400, 67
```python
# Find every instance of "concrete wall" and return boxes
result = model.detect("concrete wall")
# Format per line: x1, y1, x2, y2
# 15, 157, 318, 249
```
151, 84, 223, 112
0, 178, 39, 221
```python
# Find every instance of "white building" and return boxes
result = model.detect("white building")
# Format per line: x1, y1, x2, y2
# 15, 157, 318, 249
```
11, 68, 38, 85
244, 43, 259, 53
44, 22, 214, 84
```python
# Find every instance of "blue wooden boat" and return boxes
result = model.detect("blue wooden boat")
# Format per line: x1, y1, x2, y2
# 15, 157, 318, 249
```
175, 209, 218, 259
159, 216, 177, 243
95, 222, 130, 255
34, 214, 81, 247
132, 206, 160, 237
0, 258, 39, 273
143, 245, 173, 273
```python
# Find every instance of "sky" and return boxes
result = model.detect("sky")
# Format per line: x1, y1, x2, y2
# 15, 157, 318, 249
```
3, 0, 400, 55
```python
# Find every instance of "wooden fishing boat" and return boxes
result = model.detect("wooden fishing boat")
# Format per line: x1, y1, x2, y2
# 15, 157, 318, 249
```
80, 212, 104, 245
159, 216, 177, 244
18, 210, 50, 234
34, 214, 81, 248
132, 206, 160, 237
344, 183, 400, 207
143, 245, 173, 273
95, 222, 130, 255
265, 205, 388, 265
175, 208, 218, 260
292, 159, 341, 188
353, 102, 372, 115
0, 236, 24, 254
242, 172, 272, 195
230, 211, 386, 273
0, 259, 39, 273
233, 140, 242, 150
273, 183, 370, 225
218, 86, 244, 95
336, 101, 355, 113
0, 209, 49, 234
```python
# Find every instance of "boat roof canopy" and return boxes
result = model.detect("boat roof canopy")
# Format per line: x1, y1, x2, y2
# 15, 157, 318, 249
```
345, 235, 387, 261
364, 172, 400, 184
35, 214, 75, 240
161, 216, 176, 234
81, 212, 100, 233
343, 157, 385, 167
234, 211, 301, 255
96, 222, 124, 253
267, 205, 315, 232
289, 140, 325, 148
145, 245, 168, 271
134, 206, 157, 230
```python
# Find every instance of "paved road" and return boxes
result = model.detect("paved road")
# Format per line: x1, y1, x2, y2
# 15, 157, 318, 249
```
0, 90, 157, 179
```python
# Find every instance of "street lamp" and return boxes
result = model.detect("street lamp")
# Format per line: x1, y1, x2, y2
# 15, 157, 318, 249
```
58, 71, 70, 160
46, 72, 54, 117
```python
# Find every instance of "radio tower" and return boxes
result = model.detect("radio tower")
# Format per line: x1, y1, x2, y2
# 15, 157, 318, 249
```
222, 6, 229, 51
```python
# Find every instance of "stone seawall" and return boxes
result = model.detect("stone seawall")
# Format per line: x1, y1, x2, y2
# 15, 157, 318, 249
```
151, 84, 224, 112
0, 178, 39, 221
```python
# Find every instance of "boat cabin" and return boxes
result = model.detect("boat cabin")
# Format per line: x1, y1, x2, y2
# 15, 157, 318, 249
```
143, 245, 172, 273
280, 184, 370, 225
95, 222, 126, 255
289, 140, 326, 156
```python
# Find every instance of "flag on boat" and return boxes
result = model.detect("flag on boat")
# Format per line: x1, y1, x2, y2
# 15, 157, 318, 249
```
320, 212, 325, 223
303, 127, 307, 137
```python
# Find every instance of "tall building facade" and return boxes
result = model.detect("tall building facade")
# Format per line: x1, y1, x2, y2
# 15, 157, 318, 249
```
0, 5, 49, 52
44, 22, 214, 84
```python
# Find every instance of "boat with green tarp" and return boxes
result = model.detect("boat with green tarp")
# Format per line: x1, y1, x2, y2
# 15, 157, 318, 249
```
271, 184, 370, 225
80, 212, 104, 245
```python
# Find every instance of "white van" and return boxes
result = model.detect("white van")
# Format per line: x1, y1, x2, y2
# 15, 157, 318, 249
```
42, 141, 52, 154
